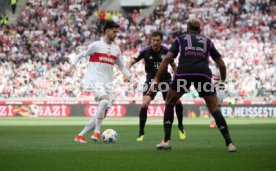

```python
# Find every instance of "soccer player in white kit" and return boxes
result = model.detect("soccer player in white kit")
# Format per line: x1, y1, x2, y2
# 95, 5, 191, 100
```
67, 20, 131, 143
210, 64, 226, 128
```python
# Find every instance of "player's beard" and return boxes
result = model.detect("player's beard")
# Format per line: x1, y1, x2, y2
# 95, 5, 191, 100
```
152, 45, 160, 51
109, 35, 116, 42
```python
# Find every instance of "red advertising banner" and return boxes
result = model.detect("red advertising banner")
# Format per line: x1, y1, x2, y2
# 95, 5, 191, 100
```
0, 105, 71, 117
0, 102, 275, 118
1, 99, 274, 105
84, 105, 126, 117
0, 105, 16, 117
147, 105, 165, 117
37, 105, 71, 117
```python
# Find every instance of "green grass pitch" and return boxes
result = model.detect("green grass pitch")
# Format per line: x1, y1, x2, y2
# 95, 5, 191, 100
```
1, 117, 276, 171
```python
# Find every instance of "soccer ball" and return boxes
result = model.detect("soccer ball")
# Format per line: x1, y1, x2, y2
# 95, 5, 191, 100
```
29, 104, 40, 117
102, 129, 118, 143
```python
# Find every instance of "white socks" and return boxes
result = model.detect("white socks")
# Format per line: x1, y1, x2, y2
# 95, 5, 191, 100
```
78, 99, 109, 136
94, 99, 109, 133
78, 117, 96, 136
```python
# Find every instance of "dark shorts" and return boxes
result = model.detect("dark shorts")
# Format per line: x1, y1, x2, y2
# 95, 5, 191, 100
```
143, 80, 169, 100
170, 74, 216, 97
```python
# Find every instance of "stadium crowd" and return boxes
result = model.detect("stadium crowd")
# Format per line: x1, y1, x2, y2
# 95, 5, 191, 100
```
0, 0, 275, 102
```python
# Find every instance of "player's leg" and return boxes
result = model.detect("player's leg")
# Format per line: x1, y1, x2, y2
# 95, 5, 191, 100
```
75, 94, 109, 142
77, 108, 108, 139
75, 117, 100, 143
137, 81, 156, 141
75, 82, 108, 143
210, 90, 224, 128
78, 92, 105, 137
157, 76, 189, 149
175, 100, 186, 140
91, 84, 114, 141
162, 88, 185, 140
157, 88, 183, 149
92, 95, 109, 141
78, 116, 96, 136
204, 96, 236, 152
103, 90, 113, 118
197, 76, 236, 152
137, 95, 153, 141
91, 86, 113, 140
163, 89, 183, 142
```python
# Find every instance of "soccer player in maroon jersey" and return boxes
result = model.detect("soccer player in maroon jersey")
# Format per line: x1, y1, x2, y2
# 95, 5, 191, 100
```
148, 19, 236, 152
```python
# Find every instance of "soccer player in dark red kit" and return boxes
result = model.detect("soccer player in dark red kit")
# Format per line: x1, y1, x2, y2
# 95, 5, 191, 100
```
127, 31, 186, 141
148, 19, 236, 152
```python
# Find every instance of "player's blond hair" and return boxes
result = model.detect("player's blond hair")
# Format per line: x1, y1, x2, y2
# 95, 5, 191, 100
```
187, 18, 201, 33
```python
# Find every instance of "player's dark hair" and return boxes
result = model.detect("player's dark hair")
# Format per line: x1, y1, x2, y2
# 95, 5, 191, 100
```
103, 20, 119, 33
151, 30, 163, 39
187, 18, 201, 34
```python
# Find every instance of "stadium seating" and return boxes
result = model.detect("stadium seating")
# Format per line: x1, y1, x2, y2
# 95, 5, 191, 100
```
0, 0, 275, 103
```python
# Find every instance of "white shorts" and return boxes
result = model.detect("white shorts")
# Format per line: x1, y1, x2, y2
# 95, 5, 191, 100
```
85, 81, 113, 108
216, 89, 225, 106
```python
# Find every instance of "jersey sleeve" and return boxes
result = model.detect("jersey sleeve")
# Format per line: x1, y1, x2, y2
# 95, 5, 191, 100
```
71, 43, 95, 65
115, 48, 131, 79
85, 43, 96, 56
133, 50, 145, 62
169, 39, 180, 58
209, 41, 222, 60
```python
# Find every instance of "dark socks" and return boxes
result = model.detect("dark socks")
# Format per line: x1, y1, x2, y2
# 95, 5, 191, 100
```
211, 110, 233, 146
139, 106, 148, 135
164, 104, 174, 142
175, 103, 184, 130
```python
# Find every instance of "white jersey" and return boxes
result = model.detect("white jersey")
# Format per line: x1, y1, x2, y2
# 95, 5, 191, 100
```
210, 65, 220, 85
71, 38, 131, 84
210, 65, 225, 105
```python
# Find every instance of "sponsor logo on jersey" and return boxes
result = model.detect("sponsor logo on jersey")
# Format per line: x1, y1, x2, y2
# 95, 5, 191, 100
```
99, 56, 115, 63
89, 53, 117, 65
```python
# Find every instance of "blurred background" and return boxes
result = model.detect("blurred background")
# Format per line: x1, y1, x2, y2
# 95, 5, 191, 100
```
0, 0, 275, 117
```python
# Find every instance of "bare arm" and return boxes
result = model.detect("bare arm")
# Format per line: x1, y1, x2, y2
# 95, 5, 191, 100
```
66, 43, 95, 76
126, 59, 137, 70
155, 52, 175, 83
213, 57, 226, 82
145, 52, 175, 96
116, 53, 131, 80
170, 61, 177, 74
70, 51, 86, 65
66, 51, 86, 76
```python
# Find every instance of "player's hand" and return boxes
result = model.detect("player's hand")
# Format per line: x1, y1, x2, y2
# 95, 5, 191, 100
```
65, 65, 76, 77
151, 79, 159, 90
123, 75, 131, 82
146, 80, 158, 96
